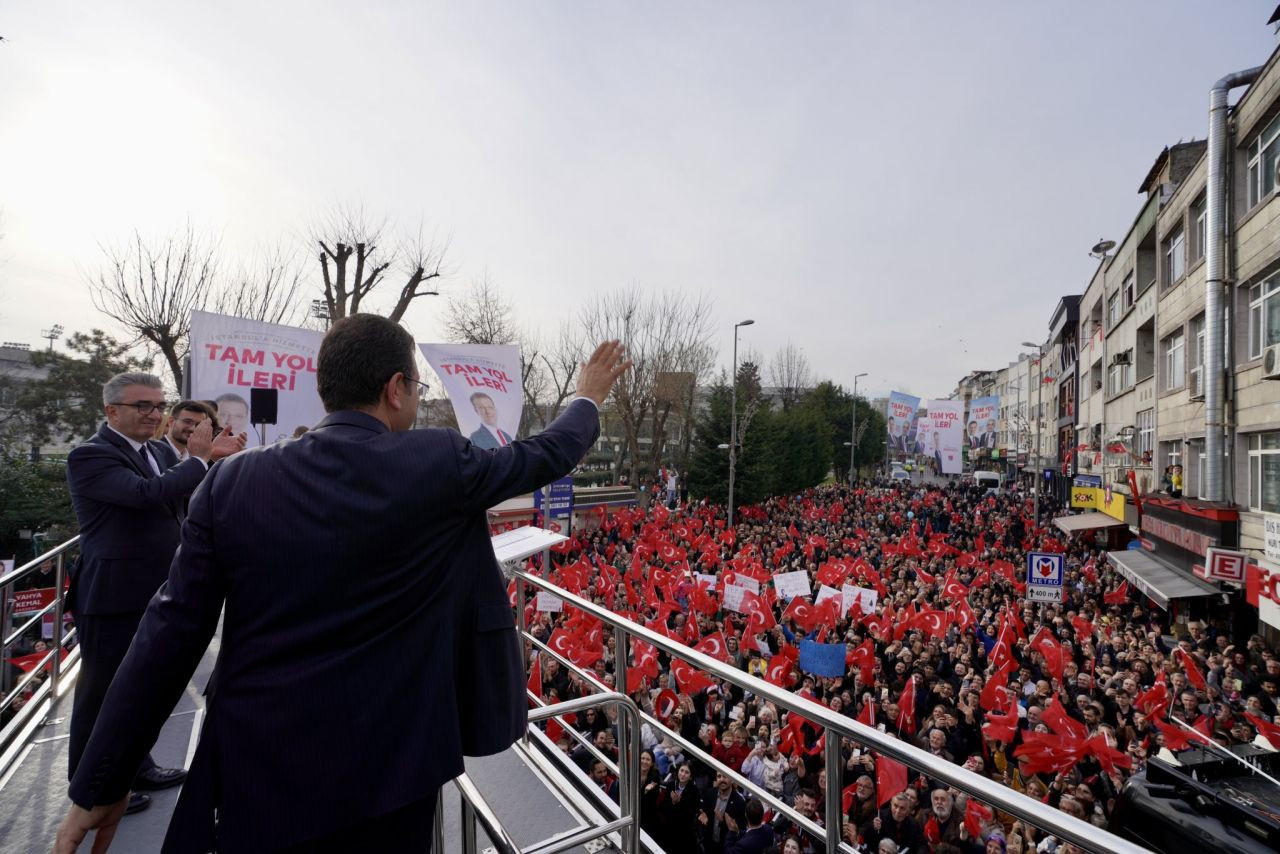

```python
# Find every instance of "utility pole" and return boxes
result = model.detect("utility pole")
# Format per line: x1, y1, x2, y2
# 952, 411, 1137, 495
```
850, 372, 867, 488
728, 319, 754, 529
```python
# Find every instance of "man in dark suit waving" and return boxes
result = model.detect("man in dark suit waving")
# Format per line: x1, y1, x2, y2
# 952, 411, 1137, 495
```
56, 315, 629, 853
65, 372, 244, 815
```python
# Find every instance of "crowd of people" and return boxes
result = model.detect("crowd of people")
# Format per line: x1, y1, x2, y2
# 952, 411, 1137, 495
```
523, 476, 1279, 854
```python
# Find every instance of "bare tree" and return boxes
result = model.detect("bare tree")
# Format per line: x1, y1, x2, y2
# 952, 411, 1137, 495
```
767, 341, 813, 411
314, 205, 448, 324
578, 287, 716, 487
214, 244, 309, 329
536, 321, 585, 427
89, 224, 218, 390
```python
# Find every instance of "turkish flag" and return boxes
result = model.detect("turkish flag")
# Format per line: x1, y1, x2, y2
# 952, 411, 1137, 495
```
982, 705, 1020, 743
1042, 697, 1088, 741
847, 639, 876, 683
1246, 712, 1280, 749
527, 653, 542, 704
1032, 632, 1065, 682
671, 658, 714, 695
695, 632, 730, 663
1070, 614, 1093, 641
875, 755, 908, 808
1174, 648, 1207, 693
980, 660, 1017, 712
1136, 680, 1170, 716
783, 598, 817, 632
1104, 580, 1130, 605
897, 676, 918, 737
1154, 716, 1212, 751
964, 798, 993, 839
765, 655, 794, 689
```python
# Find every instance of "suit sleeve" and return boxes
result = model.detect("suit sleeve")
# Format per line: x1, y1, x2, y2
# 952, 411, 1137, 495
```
67, 443, 207, 510
67, 467, 227, 808
452, 398, 600, 514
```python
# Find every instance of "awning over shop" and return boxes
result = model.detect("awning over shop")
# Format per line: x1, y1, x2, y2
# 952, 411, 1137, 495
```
1054, 512, 1127, 534
1105, 550, 1221, 611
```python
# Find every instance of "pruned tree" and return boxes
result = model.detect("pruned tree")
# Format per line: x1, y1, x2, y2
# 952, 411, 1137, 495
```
578, 287, 716, 488
767, 341, 813, 411
314, 205, 449, 325
89, 224, 217, 390
536, 321, 585, 428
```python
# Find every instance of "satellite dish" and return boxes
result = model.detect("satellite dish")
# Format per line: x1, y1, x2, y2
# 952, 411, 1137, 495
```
1090, 239, 1116, 257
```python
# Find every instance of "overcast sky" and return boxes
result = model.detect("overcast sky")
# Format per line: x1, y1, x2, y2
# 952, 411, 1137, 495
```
1, 2, 1276, 400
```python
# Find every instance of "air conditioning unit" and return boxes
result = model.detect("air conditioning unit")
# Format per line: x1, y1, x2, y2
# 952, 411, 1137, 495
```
1264, 343, 1280, 380
1190, 368, 1205, 400
1112, 352, 1131, 365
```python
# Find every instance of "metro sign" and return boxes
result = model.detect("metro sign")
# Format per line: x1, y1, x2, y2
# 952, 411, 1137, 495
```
1204, 548, 1247, 584
1025, 551, 1064, 603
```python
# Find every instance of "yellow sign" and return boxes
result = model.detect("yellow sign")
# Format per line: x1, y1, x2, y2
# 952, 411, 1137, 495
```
1101, 485, 1127, 521
1071, 487, 1100, 510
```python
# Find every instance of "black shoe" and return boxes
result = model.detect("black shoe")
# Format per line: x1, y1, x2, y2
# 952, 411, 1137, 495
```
134, 765, 187, 790
125, 793, 151, 815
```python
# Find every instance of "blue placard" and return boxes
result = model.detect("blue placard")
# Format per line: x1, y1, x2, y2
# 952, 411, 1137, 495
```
798, 640, 846, 678
534, 476, 575, 519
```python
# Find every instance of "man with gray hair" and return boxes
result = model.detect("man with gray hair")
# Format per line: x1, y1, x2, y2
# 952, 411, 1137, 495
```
65, 371, 243, 816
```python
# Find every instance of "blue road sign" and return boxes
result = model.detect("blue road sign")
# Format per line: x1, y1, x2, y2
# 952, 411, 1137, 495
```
1025, 551, 1064, 603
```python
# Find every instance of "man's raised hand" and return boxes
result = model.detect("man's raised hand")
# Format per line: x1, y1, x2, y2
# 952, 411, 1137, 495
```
576, 340, 631, 406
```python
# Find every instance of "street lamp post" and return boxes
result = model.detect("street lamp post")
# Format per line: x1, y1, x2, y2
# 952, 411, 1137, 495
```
1022, 341, 1045, 530
728, 319, 754, 530
850, 372, 868, 488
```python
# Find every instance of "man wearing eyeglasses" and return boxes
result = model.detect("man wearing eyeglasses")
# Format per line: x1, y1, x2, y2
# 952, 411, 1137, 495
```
163, 400, 219, 463
64, 372, 245, 817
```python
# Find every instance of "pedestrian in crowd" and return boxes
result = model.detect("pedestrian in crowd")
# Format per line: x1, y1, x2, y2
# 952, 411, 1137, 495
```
54, 320, 629, 852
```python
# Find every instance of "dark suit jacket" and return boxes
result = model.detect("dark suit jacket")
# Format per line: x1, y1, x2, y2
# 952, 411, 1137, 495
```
725, 824, 775, 854
68, 400, 599, 853
700, 788, 747, 854
66, 424, 208, 615
469, 424, 513, 450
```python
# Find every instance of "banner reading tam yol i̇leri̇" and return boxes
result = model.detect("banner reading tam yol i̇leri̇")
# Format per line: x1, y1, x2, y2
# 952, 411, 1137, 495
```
419, 343, 523, 449
925, 399, 965, 474
886, 391, 920, 455
189, 310, 326, 446
965, 395, 1000, 450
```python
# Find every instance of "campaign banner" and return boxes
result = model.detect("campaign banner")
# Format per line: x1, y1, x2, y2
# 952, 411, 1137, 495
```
924, 399, 965, 474
189, 310, 326, 446
534, 476, 574, 520
13, 587, 54, 617
772, 570, 812, 600
420, 343, 523, 449
886, 392, 921, 455
965, 396, 999, 450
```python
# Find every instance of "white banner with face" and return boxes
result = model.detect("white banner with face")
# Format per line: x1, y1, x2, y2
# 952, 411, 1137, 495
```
925, 399, 965, 475
189, 311, 326, 446
419, 343, 523, 449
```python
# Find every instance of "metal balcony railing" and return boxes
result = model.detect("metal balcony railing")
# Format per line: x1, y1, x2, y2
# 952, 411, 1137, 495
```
511, 567, 1149, 854
0, 536, 82, 777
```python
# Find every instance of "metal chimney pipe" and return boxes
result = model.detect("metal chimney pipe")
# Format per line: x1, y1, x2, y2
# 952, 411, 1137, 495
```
1205, 67, 1263, 502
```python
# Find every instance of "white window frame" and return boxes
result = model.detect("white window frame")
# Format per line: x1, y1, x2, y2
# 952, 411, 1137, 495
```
1189, 315, 1205, 397
1164, 228, 1186, 285
1193, 198, 1207, 262
1248, 114, 1280, 209
1107, 292, 1120, 329
1122, 271, 1136, 309
1137, 409, 1154, 463
1248, 274, 1280, 359
1163, 331, 1185, 391
1108, 352, 1132, 397
1249, 432, 1280, 513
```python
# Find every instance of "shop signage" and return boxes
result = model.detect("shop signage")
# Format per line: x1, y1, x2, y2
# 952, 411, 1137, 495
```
1204, 547, 1247, 583
1071, 487, 1100, 510
1247, 558, 1280, 632
1101, 485, 1126, 522
1141, 515, 1218, 556
1265, 513, 1280, 563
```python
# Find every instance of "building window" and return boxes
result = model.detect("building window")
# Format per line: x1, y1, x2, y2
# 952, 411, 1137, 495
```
1249, 433, 1280, 513
1191, 196, 1207, 262
1163, 227, 1186, 286
1122, 271, 1136, 309
1163, 331, 1185, 391
1137, 409, 1154, 463
1189, 315, 1205, 397
1248, 274, 1280, 359
1248, 113, 1280, 208
1107, 292, 1120, 329
1161, 440, 1182, 474
1108, 351, 1133, 396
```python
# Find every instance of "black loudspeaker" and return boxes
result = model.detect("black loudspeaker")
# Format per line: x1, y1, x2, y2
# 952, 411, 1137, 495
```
249, 388, 279, 425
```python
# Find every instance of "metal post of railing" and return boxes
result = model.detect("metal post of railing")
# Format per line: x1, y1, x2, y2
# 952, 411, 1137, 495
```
50, 550, 66, 696
433, 788, 445, 854
461, 789, 478, 854
823, 727, 843, 853
0, 573, 11, 700
516, 572, 529, 749
611, 621, 631, 852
